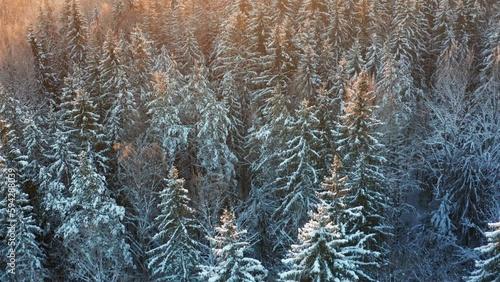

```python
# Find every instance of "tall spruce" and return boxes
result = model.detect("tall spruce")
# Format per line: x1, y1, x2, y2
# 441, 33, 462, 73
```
147, 167, 204, 281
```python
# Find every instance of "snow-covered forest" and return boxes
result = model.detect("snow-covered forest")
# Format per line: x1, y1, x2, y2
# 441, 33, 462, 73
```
0, 0, 499, 281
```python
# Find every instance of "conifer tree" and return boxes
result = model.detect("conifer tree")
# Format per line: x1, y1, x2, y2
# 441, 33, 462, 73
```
196, 96, 237, 191
432, 0, 456, 51
0, 165, 50, 282
291, 19, 321, 103
344, 39, 365, 79
425, 42, 496, 244
271, 99, 323, 252
336, 72, 393, 272
28, 29, 61, 109
242, 82, 290, 266
70, 88, 109, 172
112, 0, 126, 30
56, 152, 133, 281
200, 210, 268, 282
139, 0, 162, 44
147, 66, 189, 163
64, 0, 88, 66
323, 0, 350, 57
99, 32, 139, 145
467, 221, 500, 282
160, 2, 182, 52
147, 167, 204, 282
195, 89, 238, 231
176, 26, 205, 75
128, 27, 153, 105
279, 205, 371, 282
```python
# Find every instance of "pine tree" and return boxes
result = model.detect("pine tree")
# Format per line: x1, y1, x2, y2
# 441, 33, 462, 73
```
56, 152, 133, 281
467, 221, 500, 282
147, 167, 204, 282
200, 210, 268, 282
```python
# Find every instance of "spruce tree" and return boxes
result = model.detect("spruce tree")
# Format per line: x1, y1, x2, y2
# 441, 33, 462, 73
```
196, 96, 237, 192
56, 152, 133, 281
279, 205, 370, 282
242, 82, 290, 267
146, 68, 189, 163
271, 99, 323, 252
0, 149, 50, 282
27, 29, 61, 109
290, 19, 321, 103
147, 167, 204, 282
200, 210, 268, 282
128, 27, 153, 105
467, 221, 500, 282
64, 0, 88, 66
336, 72, 393, 273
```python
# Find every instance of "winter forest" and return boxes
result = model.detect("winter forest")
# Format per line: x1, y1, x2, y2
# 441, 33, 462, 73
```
0, 0, 499, 281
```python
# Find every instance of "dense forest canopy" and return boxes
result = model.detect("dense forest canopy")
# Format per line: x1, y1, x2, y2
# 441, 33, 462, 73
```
0, 0, 499, 281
